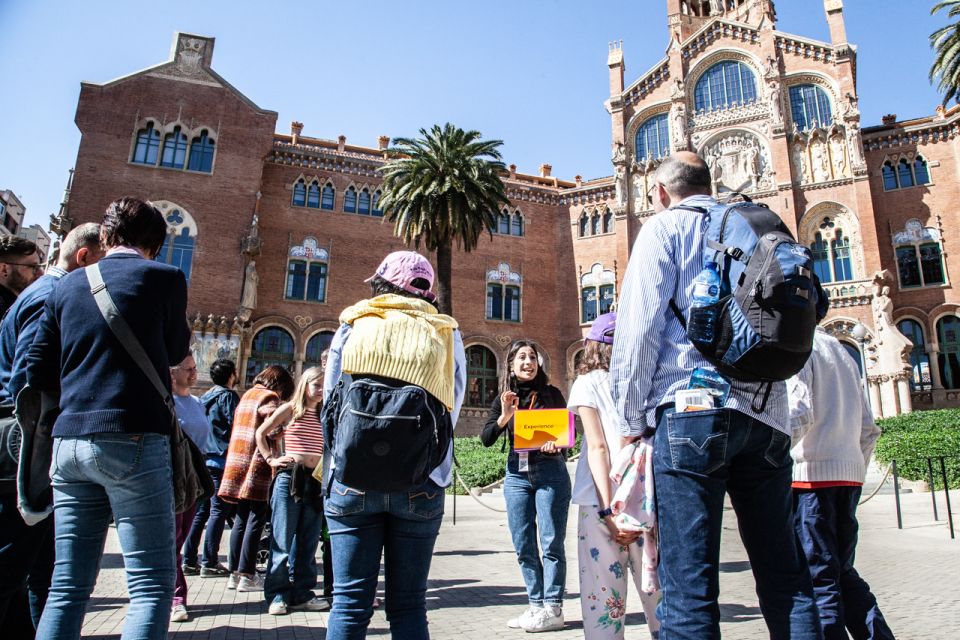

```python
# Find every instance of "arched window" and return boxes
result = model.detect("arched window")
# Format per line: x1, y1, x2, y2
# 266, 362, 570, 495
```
694, 61, 758, 113
498, 210, 511, 234
882, 162, 898, 191
839, 341, 863, 376
897, 159, 914, 188
153, 203, 198, 285
914, 156, 931, 185
160, 126, 188, 169
321, 183, 335, 210
897, 319, 932, 391
511, 211, 524, 236
344, 186, 357, 213
580, 264, 616, 324
466, 345, 498, 407
788, 84, 833, 131
285, 237, 329, 303
187, 130, 215, 173
246, 327, 295, 386
304, 331, 336, 370
635, 114, 670, 163
937, 316, 960, 389
602, 208, 613, 234
810, 232, 831, 284
132, 122, 161, 165
358, 188, 371, 215
591, 211, 601, 236
485, 263, 522, 322
578, 213, 588, 238
372, 190, 384, 217
894, 220, 945, 288
831, 229, 853, 282
306, 181, 321, 208
292, 179, 307, 207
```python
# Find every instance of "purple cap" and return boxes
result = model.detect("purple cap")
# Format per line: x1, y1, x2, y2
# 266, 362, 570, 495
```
365, 251, 437, 303
585, 312, 616, 344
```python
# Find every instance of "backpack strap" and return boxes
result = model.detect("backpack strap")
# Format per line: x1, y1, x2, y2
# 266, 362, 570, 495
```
669, 300, 686, 328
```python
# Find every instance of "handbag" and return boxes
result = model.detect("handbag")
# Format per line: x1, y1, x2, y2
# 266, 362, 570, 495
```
85, 263, 213, 514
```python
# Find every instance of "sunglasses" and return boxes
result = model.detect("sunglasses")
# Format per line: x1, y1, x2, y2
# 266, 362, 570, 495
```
2, 262, 43, 273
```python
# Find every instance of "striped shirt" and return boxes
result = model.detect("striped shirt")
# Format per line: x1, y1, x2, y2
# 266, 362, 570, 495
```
284, 408, 324, 457
610, 194, 789, 436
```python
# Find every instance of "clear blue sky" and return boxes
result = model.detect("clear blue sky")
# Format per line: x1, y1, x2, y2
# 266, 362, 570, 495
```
0, 1, 948, 230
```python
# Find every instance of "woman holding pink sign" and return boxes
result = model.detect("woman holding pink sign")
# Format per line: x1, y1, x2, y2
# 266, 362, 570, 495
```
480, 340, 571, 633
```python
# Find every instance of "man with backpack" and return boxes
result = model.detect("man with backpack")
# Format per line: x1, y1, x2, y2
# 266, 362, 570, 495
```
321, 251, 465, 640
610, 152, 822, 639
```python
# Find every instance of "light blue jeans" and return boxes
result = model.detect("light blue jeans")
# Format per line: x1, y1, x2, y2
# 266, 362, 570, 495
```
503, 451, 571, 608
36, 433, 176, 640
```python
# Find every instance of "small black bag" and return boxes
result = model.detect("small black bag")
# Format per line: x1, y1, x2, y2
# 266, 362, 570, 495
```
322, 374, 451, 493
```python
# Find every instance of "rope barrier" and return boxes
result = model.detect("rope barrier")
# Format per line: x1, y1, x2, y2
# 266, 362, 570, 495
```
453, 469, 507, 512
858, 464, 892, 505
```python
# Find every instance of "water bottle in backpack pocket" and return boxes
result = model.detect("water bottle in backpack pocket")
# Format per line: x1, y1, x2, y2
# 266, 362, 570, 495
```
322, 374, 452, 493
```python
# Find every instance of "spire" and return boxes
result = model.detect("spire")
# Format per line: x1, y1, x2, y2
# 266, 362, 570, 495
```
824, 0, 847, 45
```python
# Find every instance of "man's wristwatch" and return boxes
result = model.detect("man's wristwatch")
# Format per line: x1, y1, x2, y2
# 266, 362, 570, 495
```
597, 507, 614, 519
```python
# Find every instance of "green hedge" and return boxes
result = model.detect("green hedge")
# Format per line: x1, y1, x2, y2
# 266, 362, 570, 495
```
875, 409, 960, 490
449, 433, 584, 495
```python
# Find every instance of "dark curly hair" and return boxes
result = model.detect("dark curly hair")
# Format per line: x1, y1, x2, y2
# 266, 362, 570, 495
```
100, 197, 167, 256
506, 340, 548, 393
252, 365, 295, 401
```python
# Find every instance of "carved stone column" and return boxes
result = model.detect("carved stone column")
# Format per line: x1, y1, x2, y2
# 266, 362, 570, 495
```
926, 343, 944, 390
868, 377, 883, 419
896, 372, 913, 414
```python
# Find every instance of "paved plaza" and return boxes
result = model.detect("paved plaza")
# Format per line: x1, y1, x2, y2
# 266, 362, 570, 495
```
74, 472, 960, 640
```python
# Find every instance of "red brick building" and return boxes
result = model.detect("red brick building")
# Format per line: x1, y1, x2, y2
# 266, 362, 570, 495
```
55, 0, 960, 428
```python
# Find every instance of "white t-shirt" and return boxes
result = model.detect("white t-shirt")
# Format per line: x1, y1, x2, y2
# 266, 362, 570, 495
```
568, 369, 625, 506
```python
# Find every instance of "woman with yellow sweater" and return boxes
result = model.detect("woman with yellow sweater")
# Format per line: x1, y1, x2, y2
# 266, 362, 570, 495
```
322, 251, 466, 640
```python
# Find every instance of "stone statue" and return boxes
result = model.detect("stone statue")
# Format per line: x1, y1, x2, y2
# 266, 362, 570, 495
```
846, 122, 865, 167
830, 134, 848, 178
791, 143, 809, 183
614, 164, 627, 206
767, 81, 783, 124
670, 78, 685, 100
631, 171, 646, 205
872, 278, 913, 373
612, 142, 626, 165
810, 138, 830, 182
240, 260, 259, 313
672, 105, 686, 146
709, 0, 724, 15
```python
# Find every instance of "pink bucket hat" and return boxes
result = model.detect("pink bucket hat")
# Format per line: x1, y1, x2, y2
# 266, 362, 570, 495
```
365, 251, 437, 303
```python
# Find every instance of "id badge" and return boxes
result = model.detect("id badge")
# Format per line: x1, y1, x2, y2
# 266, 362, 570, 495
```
518, 451, 529, 472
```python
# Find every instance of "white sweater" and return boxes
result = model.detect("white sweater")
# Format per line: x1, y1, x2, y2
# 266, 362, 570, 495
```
787, 328, 880, 484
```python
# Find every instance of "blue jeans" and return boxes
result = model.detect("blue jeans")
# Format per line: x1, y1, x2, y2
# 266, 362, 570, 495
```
37, 434, 175, 640
503, 451, 571, 607
653, 407, 820, 640
0, 491, 54, 634
794, 488, 895, 640
324, 478, 445, 640
265, 468, 324, 606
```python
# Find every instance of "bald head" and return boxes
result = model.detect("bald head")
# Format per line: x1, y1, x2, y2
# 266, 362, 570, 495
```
655, 152, 712, 200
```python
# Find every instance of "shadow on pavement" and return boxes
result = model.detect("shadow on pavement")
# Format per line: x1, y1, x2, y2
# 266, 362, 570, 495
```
719, 602, 763, 622
433, 549, 508, 557
719, 560, 752, 573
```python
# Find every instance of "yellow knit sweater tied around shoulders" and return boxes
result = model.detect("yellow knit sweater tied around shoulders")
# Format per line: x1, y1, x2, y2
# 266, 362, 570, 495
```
339, 294, 459, 410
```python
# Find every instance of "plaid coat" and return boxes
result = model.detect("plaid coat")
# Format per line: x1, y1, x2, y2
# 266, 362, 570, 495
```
218, 385, 280, 503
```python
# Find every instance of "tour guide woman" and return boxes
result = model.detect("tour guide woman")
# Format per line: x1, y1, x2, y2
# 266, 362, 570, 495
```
481, 341, 570, 633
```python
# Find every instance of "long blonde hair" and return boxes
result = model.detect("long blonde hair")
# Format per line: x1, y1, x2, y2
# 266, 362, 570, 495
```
290, 367, 324, 423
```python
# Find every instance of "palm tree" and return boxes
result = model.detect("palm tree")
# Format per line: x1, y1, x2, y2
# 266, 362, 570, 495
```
930, 1, 960, 104
378, 123, 510, 316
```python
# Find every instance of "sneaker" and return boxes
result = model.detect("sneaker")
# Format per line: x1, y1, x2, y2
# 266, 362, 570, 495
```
237, 574, 264, 592
268, 599, 288, 616
170, 604, 189, 623
289, 597, 331, 612
200, 564, 231, 578
507, 607, 542, 629
226, 572, 240, 590
181, 563, 200, 576
522, 606, 564, 633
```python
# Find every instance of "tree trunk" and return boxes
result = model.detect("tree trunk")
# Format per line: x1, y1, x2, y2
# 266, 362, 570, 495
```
436, 240, 454, 316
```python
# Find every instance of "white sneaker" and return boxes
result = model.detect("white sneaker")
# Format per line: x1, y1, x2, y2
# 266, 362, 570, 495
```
170, 604, 189, 623
237, 574, 264, 592
523, 606, 564, 633
507, 607, 542, 629
289, 597, 331, 612
226, 572, 240, 590
268, 599, 288, 615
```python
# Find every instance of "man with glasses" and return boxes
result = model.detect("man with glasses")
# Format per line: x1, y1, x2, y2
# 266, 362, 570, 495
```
0, 236, 41, 318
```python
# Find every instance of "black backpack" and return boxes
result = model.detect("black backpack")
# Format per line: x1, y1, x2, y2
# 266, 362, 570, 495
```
321, 374, 452, 493
670, 198, 825, 409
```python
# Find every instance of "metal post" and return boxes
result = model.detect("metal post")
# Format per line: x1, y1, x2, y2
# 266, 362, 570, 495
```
939, 457, 954, 540
927, 458, 939, 521
452, 442, 457, 526
892, 459, 903, 530
856, 338, 869, 396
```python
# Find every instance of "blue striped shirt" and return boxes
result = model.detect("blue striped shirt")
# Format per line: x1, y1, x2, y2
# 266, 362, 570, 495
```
610, 195, 789, 436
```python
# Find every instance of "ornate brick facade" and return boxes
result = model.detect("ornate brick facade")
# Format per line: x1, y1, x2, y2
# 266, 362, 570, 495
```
57, 2, 960, 430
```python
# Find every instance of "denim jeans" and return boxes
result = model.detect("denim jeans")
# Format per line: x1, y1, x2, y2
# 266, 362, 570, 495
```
0, 491, 54, 634
37, 434, 175, 640
198, 467, 235, 568
653, 407, 820, 640
265, 468, 324, 606
503, 451, 571, 607
229, 499, 267, 576
324, 477, 445, 640
794, 487, 895, 640
182, 465, 217, 567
